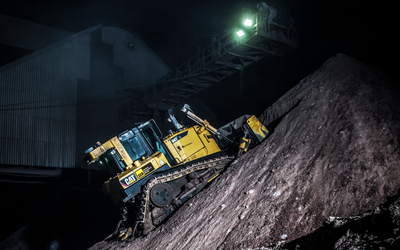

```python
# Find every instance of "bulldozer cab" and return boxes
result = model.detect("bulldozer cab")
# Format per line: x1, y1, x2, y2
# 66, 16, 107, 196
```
97, 120, 174, 176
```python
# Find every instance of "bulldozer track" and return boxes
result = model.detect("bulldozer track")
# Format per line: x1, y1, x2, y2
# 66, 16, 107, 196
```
133, 155, 234, 236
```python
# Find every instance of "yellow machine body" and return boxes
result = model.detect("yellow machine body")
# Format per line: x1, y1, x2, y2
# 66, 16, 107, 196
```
84, 106, 268, 214
118, 151, 171, 188
84, 119, 223, 204
84, 105, 269, 240
104, 124, 221, 195
163, 125, 221, 165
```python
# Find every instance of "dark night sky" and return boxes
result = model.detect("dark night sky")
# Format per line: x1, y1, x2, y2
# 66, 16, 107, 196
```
1, 0, 398, 123
1, 0, 397, 69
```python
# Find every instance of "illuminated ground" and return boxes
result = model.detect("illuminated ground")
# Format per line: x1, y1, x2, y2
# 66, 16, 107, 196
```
88, 54, 400, 249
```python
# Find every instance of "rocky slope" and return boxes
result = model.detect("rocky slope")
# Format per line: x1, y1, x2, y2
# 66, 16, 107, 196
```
89, 53, 400, 250
256, 193, 400, 250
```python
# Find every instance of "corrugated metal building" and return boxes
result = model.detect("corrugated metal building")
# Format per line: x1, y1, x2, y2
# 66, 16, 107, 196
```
0, 17, 170, 170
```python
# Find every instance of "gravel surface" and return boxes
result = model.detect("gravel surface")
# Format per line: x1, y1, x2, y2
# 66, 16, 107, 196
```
88, 53, 400, 250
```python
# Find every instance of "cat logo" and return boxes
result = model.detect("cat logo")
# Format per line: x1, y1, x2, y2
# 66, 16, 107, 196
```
120, 173, 137, 188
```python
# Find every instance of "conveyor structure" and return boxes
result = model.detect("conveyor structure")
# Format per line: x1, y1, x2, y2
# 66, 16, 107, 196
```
119, 3, 298, 122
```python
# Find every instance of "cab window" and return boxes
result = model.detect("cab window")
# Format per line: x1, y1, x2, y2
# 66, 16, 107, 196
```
101, 149, 126, 176
141, 127, 174, 164
121, 136, 146, 162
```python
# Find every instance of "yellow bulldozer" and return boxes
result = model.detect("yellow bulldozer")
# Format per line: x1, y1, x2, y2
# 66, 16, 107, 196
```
84, 104, 268, 240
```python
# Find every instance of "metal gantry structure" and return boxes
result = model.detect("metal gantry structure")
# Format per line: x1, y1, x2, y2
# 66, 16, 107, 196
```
119, 3, 298, 122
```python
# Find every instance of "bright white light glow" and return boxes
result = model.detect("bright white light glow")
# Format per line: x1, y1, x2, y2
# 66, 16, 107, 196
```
236, 30, 244, 37
244, 18, 253, 26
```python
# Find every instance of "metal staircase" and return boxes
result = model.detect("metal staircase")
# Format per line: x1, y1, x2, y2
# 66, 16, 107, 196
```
119, 3, 298, 122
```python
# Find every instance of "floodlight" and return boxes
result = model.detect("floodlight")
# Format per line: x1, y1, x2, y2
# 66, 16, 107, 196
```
244, 18, 253, 27
236, 30, 245, 37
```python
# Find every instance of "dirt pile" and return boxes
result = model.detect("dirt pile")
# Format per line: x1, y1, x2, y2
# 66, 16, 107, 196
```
258, 193, 400, 250
89, 53, 400, 250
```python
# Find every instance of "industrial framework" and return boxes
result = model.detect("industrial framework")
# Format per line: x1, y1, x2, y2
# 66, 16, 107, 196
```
119, 3, 298, 122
